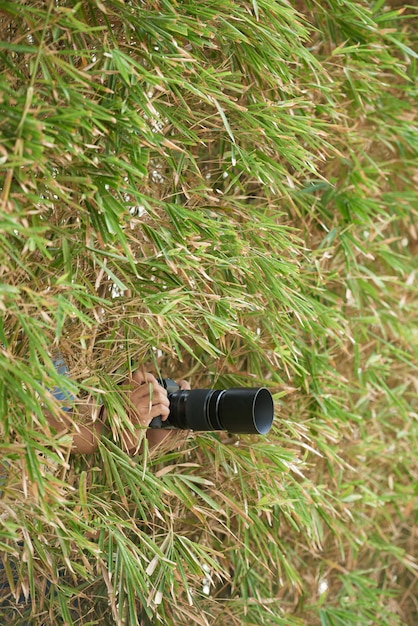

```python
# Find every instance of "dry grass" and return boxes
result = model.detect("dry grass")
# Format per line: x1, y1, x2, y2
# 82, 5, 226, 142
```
0, 0, 417, 624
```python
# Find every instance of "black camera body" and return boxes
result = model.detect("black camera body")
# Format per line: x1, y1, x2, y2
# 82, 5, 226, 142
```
149, 379, 274, 435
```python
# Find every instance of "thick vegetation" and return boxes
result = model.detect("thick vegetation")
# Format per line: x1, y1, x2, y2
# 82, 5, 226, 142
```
0, 0, 417, 624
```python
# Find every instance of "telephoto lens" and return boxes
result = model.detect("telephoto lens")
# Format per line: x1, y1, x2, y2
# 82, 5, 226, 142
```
149, 379, 274, 434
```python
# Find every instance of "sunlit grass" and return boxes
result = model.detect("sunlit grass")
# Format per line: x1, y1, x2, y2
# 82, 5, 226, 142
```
0, 0, 417, 624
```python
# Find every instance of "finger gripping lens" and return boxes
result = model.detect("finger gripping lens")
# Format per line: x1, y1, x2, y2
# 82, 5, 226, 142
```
150, 379, 274, 434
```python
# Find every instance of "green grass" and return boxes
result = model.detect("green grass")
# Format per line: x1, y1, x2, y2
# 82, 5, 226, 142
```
0, 0, 417, 624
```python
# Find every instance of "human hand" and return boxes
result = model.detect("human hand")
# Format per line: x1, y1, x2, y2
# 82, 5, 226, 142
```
122, 372, 190, 453
118, 372, 167, 453
144, 377, 191, 451
128, 371, 171, 428
176, 379, 191, 392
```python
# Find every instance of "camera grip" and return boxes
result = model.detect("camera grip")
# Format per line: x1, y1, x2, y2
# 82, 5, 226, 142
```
149, 415, 163, 429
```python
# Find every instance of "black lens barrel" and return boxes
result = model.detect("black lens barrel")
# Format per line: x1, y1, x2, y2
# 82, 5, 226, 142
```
162, 386, 273, 434
215, 388, 273, 434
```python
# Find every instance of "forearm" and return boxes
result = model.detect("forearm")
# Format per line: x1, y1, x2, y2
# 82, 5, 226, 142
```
45, 404, 169, 455
145, 428, 171, 448
44, 372, 189, 455
45, 401, 104, 455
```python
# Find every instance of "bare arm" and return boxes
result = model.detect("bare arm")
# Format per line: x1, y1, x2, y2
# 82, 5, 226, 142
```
45, 373, 190, 455
45, 400, 104, 455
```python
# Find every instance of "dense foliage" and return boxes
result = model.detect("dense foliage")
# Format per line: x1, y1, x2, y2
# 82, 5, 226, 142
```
0, 0, 417, 624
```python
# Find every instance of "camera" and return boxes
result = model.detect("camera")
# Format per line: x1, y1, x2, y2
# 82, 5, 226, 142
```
149, 379, 274, 434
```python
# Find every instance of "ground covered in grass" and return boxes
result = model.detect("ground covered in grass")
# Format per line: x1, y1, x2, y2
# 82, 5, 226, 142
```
0, 0, 417, 624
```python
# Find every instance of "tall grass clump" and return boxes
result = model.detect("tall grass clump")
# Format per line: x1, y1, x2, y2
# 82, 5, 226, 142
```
0, 0, 417, 624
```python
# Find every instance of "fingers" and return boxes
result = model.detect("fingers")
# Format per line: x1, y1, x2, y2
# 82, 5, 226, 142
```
130, 381, 168, 406
131, 371, 159, 386
130, 398, 170, 422
128, 373, 170, 427
178, 379, 191, 390
126, 372, 191, 432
